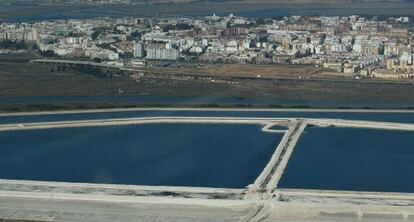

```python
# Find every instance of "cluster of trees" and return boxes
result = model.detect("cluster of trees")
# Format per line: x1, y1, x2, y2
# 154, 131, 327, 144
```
162, 23, 194, 32
52, 64, 125, 78
31, 43, 58, 57
0, 40, 27, 50
91, 26, 114, 40
255, 17, 275, 26
127, 31, 141, 41
91, 30, 102, 40
53, 64, 108, 77
38, 49, 58, 57
74, 65, 108, 77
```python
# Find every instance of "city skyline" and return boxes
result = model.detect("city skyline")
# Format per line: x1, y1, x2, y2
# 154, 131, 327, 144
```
2, 14, 413, 79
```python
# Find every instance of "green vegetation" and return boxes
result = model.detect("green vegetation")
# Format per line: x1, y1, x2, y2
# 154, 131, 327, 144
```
38, 50, 58, 57
52, 63, 124, 78
91, 30, 101, 40
68, 64, 105, 77
255, 17, 265, 25
74, 65, 108, 77
162, 23, 194, 32
128, 31, 141, 41
0, 40, 27, 50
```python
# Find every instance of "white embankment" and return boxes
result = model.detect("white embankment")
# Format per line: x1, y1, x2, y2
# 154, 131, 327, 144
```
0, 117, 291, 132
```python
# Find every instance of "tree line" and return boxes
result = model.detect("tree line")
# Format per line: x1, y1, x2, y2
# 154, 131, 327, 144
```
0, 40, 27, 50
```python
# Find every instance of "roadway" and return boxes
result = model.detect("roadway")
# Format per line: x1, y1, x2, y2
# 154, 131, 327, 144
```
2, 116, 414, 132
3, 107, 414, 118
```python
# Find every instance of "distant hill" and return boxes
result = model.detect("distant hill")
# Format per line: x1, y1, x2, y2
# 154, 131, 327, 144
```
0, 0, 410, 4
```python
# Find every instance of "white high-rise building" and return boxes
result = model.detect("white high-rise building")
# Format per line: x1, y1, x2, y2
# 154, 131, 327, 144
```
146, 44, 179, 60
401, 52, 413, 65
133, 41, 145, 58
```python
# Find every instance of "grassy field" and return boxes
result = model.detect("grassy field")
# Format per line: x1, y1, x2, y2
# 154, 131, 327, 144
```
150, 64, 343, 79
1, 61, 414, 104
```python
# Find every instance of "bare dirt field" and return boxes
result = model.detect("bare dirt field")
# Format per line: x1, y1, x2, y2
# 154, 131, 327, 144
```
150, 64, 342, 79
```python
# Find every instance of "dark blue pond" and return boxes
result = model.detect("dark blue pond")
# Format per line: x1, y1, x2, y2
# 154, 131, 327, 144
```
278, 127, 414, 193
0, 123, 280, 188
1, 95, 413, 108
2, 95, 414, 125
